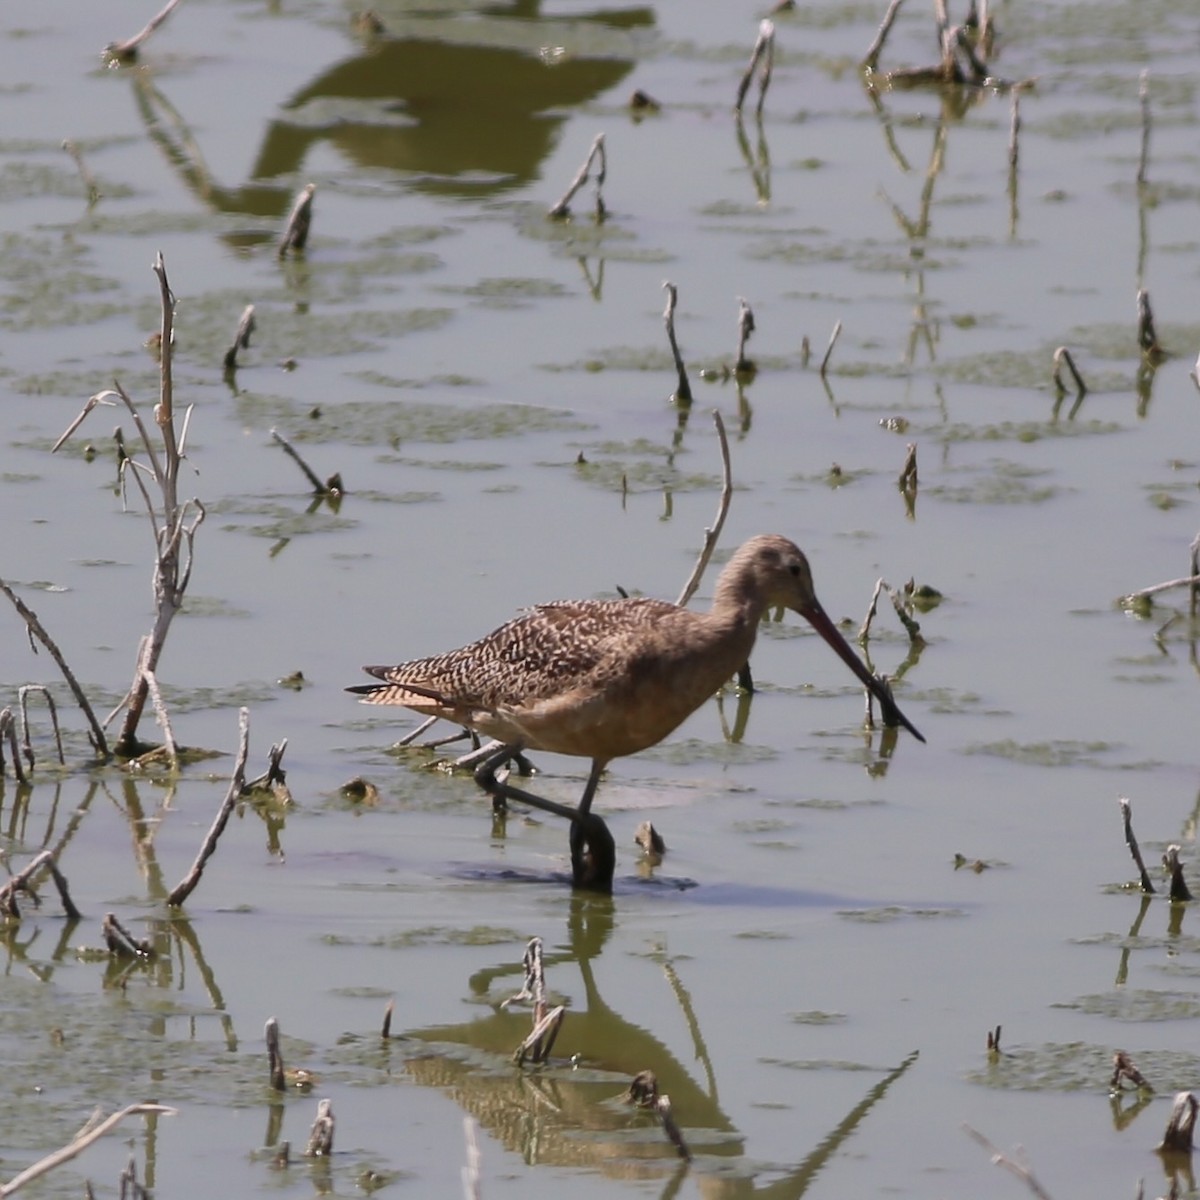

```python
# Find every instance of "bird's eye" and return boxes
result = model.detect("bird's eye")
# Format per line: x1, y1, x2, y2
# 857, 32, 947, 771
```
788, 562, 801, 577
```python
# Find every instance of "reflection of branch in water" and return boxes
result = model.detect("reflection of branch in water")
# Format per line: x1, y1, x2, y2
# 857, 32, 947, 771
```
735, 114, 771, 206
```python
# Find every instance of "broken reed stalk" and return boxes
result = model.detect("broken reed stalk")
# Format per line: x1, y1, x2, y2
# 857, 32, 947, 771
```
1137, 70, 1151, 188
662, 281, 693, 403
0, 1104, 177, 1199
165, 708, 251, 907
1121, 573, 1200, 606
0, 849, 81, 922
513, 1005, 565, 1065
103, 0, 183, 63
303, 1099, 335, 1157
0, 579, 109, 759
0, 710, 27, 786
1008, 87, 1021, 171
676, 410, 733, 607
898, 442, 918, 492
734, 296, 756, 374
625, 1070, 692, 1160
1158, 1092, 1197, 1154
547, 133, 607, 220
735, 20, 775, 117
862, 0, 905, 71
1051, 346, 1087, 396
1110, 1050, 1149, 1092
18, 685, 65, 767
61, 140, 100, 206
223, 304, 256, 371
270, 429, 341, 496
102, 912, 154, 958
1120, 797, 1155, 894
278, 183, 316, 257
1162, 845, 1192, 902
819, 319, 843, 377
1136, 288, 1161, 358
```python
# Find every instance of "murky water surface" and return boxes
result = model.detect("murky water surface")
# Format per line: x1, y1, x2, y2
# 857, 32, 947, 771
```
2, 0, 1200, 1196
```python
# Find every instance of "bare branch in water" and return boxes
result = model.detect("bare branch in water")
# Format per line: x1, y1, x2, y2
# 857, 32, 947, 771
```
548, 133, 607, 220
677, 411, 733, 607
223, 304, 256, 371
166, 708, 251, 907
1119, 797, 1155, 894
279, 183, 316, 257
735, 20, 775, 117
103, 0, 183, 64
662, 281, 693, 403
1051, 346, 1087, 396
819, 319, 843, 377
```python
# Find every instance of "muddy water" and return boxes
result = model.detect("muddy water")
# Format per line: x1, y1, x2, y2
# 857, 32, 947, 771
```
2, 1, 1200, 1197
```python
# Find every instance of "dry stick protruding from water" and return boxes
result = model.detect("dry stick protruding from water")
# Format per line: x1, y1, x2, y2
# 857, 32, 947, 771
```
1119, 797, 1155, 894
103, 0, 183, 63
1159, 1093, 1197, 1154
304, 1099, 335, 1157
898, 442, 918, 493
625, 1070, 692, 1160
1051, 346, 1087, 396
1111, 1050, 1150, 1092
735, 20, 775, 118
165, 708, 251, 907
819, 319, 843, 378
0, 1104, 177, 1199
0, 579, 109, 760
676, 411, 733, 608
119, 1153, 150, 1200
861, 0, 905, 72
635, 820, 666, 856
1136, 288, 1163, 359
1120, 568, 1200, 609
54, 254, 205, 760
223, 304, 256, 371
962, 1125, 1055, 1200
548, 133, 607, 220
859, 578, 924, 648
102, 912, 154, 959
0, 849, 81, 922
1137, 69, 1152, 188
735, 296, 756, 374
279, 183, 316, 257
270, 429, 343, 497
0, 709, 27, 786
243, 738, 291, 803
1163, 845, 1192, 902
18, 685, 65, 768
62, 140, 100, 206
265, 1016, 316, 1092
662, 281, 693, 403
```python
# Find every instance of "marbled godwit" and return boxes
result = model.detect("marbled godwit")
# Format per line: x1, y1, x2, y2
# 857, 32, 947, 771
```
349, 534, 923, 889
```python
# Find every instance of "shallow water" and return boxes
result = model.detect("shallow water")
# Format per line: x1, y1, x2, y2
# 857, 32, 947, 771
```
2, 0, 1200, 1197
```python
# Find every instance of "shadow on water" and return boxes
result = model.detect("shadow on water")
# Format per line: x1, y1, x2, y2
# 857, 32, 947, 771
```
393, 894, 919, 1195
126, 1, 654, 225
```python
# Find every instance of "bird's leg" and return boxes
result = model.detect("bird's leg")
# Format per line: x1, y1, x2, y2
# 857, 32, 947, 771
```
473, 743, 579, 821
569, 761, 615, 892
455, 738, 535, 776
475, 750, 616, 892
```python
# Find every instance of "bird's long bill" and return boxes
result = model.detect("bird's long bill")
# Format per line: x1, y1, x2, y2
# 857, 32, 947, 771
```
801, 600, 926, 743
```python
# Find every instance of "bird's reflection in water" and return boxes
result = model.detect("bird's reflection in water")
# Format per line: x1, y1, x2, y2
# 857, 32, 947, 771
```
125, 1, 654, 228
395, 893, 918, 1195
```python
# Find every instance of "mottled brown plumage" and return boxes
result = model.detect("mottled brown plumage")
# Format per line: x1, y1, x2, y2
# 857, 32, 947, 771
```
349, 534, 923, 886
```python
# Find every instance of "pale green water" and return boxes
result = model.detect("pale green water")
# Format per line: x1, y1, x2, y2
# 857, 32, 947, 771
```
2, 1, 1200, 1198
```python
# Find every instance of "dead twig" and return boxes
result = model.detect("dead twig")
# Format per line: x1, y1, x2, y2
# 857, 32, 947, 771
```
278, 183, 316, 258
271, 429, 342, 497
548, 133, 606, 220
103, 0, 183, 63
862, 0, 905, 72
662, 281, 693, 404
676, 410, 733, 607
223, 304, 256, 371
1051, 346, 1087, 396
1136, 288, 1163, 359
735, 20, 775, 118
1163, 845, 1192, 902
18, 685, 65, 768
0, 1104, 177, 1198
165, 708, 251, 907
1111, 1050, 1150, 1092
734, 296, 756, 374
0, 579, 109, 759
819, 319, 843, 378
1120, 797, 1155, 894
625, 1071, 692, 1160
0, 849, 81, 922
1158, 1093, 1197, 1154
0, 709, 27, 786
304, 1099, 335, 1157
101, 912, 154, 959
